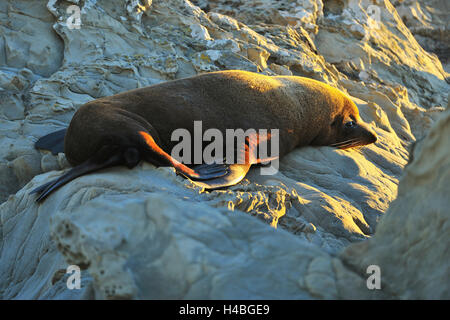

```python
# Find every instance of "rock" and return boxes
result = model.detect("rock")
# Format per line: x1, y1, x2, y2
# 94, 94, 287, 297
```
0, 164, 382, 299
341, 107, 450, 299
316, 0, 448, 111
393, 0, 450, 72
0, 2, 64, 77
2, 108, 448, 299
0, 0, 448, 299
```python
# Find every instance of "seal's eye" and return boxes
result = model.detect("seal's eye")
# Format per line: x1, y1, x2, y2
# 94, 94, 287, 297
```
345, 121, 356, 128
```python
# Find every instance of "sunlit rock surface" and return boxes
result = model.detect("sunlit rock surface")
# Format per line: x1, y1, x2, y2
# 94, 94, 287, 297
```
0, 0, 448, 299
342, 107, 450, 299
392, 0, 450, 72
2, 108, 448, 299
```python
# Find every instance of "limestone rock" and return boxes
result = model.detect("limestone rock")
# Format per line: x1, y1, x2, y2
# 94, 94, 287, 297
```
2, 108, 448, 299
393, 0, 450, 72
0, 0, 448, 299
342, 107, 450, 299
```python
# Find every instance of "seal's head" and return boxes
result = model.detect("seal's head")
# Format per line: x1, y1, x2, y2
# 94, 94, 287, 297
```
330, 98, 377, 149
312, 95, 377, 149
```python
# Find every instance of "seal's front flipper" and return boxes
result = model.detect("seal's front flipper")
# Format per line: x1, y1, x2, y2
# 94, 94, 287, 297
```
35, 128, 67, 155
190, 162, 229, 179
138, 131, 228, 180
186, 131, 280, 190
31, 146, 124, 203
188, 163, 252, 190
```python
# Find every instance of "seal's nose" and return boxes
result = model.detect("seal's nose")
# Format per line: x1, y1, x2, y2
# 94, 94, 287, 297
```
368, 130, 377, 144
359, 122, 377, 145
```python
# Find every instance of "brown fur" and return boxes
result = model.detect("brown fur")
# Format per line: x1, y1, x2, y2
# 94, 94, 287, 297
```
65, 70, 376, 165
32, 70, 377, 202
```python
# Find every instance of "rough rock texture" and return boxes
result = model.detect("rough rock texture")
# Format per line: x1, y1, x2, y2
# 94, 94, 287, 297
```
392, 0, 450, 72
1, 96, 448, 300
0, 0, 448, 299
342, 107, 450, 299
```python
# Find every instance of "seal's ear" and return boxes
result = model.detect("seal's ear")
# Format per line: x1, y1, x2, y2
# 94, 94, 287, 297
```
35, 128, 67, 155
330, 115, 343, 127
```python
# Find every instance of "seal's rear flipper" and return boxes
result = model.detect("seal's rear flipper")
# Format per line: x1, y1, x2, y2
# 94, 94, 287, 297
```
29, 180, 54, 195
35, 128, 67, 155
31, 147, 123, 203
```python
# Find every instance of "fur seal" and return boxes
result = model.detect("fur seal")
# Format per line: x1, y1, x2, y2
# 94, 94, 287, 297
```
32, 70, 377, 202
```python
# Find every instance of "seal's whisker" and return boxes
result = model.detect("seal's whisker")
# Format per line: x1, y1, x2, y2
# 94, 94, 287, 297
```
337, 143, 355, 149
334, 139, 364, 149
330, 138, 358, 146
330, 138, 360, 147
